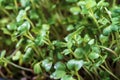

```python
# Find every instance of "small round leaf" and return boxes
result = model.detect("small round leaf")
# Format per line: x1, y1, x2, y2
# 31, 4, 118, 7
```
34, 63, 42, 74
67, 59, 84, 71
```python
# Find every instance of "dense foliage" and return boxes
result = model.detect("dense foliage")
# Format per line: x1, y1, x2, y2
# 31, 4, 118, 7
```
0, 0, 120, 80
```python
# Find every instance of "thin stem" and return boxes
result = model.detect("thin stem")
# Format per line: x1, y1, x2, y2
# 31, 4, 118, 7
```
75, 71, 81, 80
115, 32, 120, 50
85, 54, 90, 62
51, 26, 60, 39
104, 7, 112, 20
83, 67, 94, 80
89, 9, 101, 34
93, 69, 100, 80
89, 9, 99, 28
32, 46, 40, 55
113, 0, 116, 7
7, 47, 20, 59
14, 0, 18, 13
97, 45, 118, 57
99, 55, 111, 71
101, 65, 119, 80
28, 31, 34, 40
32, 46, 44, 59
3, 58, 33, 72
44, 37, 55, 49
25, 17, 35, 28
0, 69, 6, 78
0, 7, 12, 19
5, 67, 12, 74
109, 33, 115, 48
25, 31, 44, 59
9, 61, 33, 72
69, 48, 77, 58
24, 34, 34, 41
30, 0, 35, 9
104, 61, 111, 71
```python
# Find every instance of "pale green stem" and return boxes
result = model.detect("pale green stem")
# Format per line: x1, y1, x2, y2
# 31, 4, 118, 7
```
101, 65, 119, 80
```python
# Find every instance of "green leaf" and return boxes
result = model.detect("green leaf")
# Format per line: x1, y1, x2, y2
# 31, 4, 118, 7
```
67, 25, 74, 31
57, 53, 64, 60
34, 63, 42, 74
11, 32, 18, 41
5, 5, 15, 10
99, 34, 108, 44
70, 7, 80, 15
97, 0, 109, 7
75, 36, 83, 45
84, 34, 90, 42
62, 49, 71, 55
30, 10, 39, 19
115, 47, 120, 54
35, 35, 44, 46
99, 71, 110, 80
67, 59, 84, 71
92, 46, 100, 53
41, 24, 50, 36
61, 75, 76, 80
17, 21, 30, 34
85, 0, 96, 9
52, 41, 66, 48
111, 17, 119, 24
16, 10, 26, 22
65, 26, 84, 42
74, 48, 84, 59
20, 0, 30, 7
42, 58, 52, 72
110, 25, 119, 32
103, 26, 111, 36
1, 28, 11, 35
54, 62, 66, 70
88, 39, 94, 45
42, 24, 50, 31
77, 1, 86, 6
0, 50, 6, 58
88, 52, 99, 60
22, 48, 33, 62
50, 70, 66, 79
7, 23, 17, 30
66, 41, 73, 48
77, 1, 88, 14
12, 51, 21, 61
